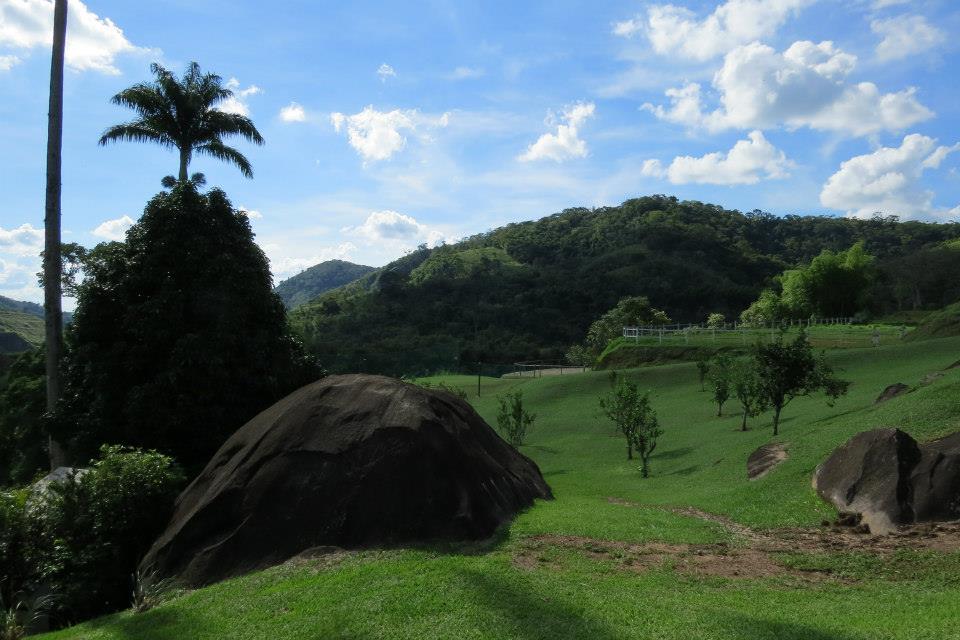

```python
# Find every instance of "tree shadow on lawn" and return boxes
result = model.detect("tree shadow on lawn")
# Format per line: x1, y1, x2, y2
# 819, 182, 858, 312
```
652, 446, 695, 461
712, 610, 862, 640
456, 568, 622, 640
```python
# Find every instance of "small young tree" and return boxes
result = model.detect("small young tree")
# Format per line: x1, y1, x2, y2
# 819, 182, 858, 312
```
599, 380, 663, 477
753, 332, 850, 436
731, 359, 767, 432
695, 359, 710, 392
706, 313, 725, 328
496, 391, 535, 446
708, 354, 732, 416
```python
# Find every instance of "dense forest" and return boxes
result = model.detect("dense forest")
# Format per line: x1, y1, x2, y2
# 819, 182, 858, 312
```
290, 195, 960, 376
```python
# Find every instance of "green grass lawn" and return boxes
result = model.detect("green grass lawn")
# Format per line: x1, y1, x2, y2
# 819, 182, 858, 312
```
41, 337, 960, 640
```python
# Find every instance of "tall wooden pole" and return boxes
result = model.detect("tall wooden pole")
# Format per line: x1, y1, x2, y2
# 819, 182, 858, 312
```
44, 0, 68, 469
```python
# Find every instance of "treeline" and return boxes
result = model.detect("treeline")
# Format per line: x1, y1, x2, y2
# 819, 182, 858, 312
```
290, 196, 960, 376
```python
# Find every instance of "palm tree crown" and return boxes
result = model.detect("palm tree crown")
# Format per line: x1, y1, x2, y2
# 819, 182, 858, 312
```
99, 62, 264, 181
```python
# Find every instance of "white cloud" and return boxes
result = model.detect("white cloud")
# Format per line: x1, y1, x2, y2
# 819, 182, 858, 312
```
645, 130, 792, 185
820, 134, 960, 219
872, 0, 909, 8
448, 66, 485, 80
645, 40, 933, 137
269, 243, 358, 281
279, 102, 306, 123
217, 78, 261, 117
0, 223, 43, 256
0, 54, 19, 70
518, 102, 595, 162
872, 15, 945, 62
346, 210, 447, 248
614, 0, 813, 61
91, 215, 134, 241
0, 0, 146, 74
330, 106, 449, 163
377, 63, 396, 82
238, 206, 263, 219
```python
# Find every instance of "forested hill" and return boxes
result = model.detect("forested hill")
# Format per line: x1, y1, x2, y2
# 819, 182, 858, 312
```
289, 195, 960, 376
274, 260, 375, 309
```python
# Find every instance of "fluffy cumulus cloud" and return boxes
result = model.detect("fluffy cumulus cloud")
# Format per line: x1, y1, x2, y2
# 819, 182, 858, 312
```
0, 54, 19, 70
238, 206, 263, 220
871, 15, 945, 62
279, 102, 306, 122
645, 40, 933, 136
330, 106, 449, 163
376, 63, 396, 82
0, 0, 145, 74
347, 210, 447, 248
518, 102, 595, 162
614, 0, 813, 61
91, 215, 134, 241
217, 78, 261, 117
820, 134, 960, 219
642, 130, 792, 185
0, 223, 43, 256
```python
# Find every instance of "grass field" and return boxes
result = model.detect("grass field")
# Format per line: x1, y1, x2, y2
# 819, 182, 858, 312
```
41, 337, 960, 640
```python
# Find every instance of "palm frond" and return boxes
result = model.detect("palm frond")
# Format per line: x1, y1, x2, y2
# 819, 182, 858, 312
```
194, 141, 253, 178
98, 123, 174, 148
200, 111, 264, 145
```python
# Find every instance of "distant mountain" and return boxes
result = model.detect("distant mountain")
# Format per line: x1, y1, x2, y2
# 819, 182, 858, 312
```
0, 296, 73, 352
274, 260, 375, 309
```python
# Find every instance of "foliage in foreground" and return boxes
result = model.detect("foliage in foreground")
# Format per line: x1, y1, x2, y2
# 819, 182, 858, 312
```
0, 447, 183, 629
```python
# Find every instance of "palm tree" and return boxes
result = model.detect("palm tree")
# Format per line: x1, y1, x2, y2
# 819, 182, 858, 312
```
99, 62, 264, 181
44, 0, 68, 469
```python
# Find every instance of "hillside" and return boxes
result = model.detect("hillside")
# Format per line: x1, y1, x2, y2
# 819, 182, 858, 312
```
0, 308, 43, 352
42, 336, 960, 640
290, 195, 960, 376
274, 260, 375, 309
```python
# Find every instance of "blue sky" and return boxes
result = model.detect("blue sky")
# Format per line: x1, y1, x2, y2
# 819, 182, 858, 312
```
1, 0, 958, 306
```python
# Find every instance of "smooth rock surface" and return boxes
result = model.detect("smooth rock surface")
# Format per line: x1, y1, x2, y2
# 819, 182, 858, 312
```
813, 429, 921, 533
911, 432, 960, 522
142, 374, 552, 586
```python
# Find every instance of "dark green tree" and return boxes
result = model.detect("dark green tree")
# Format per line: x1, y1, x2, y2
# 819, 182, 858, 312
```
99, 62, 264, 182
56, 184, 320, 470
0, 349, 47, 486
695, 359, 710, 392
753, 332, 849, 436
495, 390, 535, 446
586, 296, 671, 353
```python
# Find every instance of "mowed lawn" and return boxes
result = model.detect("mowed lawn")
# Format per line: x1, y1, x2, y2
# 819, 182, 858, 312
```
42, 337, 960, 640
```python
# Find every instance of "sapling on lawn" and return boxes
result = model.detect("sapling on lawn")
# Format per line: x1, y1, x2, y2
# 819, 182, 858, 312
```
695, 359, 710, 392
708, 354, 732, 416
731, 359, 767, 431
753, 332, 850, 436
599, 380, 663, 477
496, 390, 535, 446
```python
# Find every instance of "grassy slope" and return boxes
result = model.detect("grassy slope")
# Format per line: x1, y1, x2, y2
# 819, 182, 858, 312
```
43, 338, 960, 640
0, 308, 44, 345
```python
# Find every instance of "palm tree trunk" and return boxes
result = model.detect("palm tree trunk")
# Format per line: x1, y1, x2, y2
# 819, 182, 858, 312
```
44, 0, 68, 469
179, 148, 190, 182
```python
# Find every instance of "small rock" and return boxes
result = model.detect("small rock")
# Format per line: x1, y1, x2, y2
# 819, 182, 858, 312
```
747, 442, 788, 480
875, 383, 909, 404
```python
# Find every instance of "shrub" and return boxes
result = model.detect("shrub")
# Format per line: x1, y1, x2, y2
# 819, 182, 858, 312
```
39, 446, 184, 622
496, 391, 535, 446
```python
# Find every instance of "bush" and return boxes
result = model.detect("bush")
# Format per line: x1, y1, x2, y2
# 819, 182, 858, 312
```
0, 490, 44, 609
0, 350, 47, 487
38, 446, 184, 623
496, 391, 535, 446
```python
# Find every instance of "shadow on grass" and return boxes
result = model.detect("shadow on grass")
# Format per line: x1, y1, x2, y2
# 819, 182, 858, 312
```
457, 568, 621, 640
526, 444, 561, 455
713, 611, 861, 640
666, 465, 701, 476
76, 606, 205, 640
652, 446, 694, 461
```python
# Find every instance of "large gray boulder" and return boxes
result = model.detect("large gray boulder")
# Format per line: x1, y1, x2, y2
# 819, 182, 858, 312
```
911, 432, 960, 521
141, 374, 552, 587
813, 429, 921, 533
